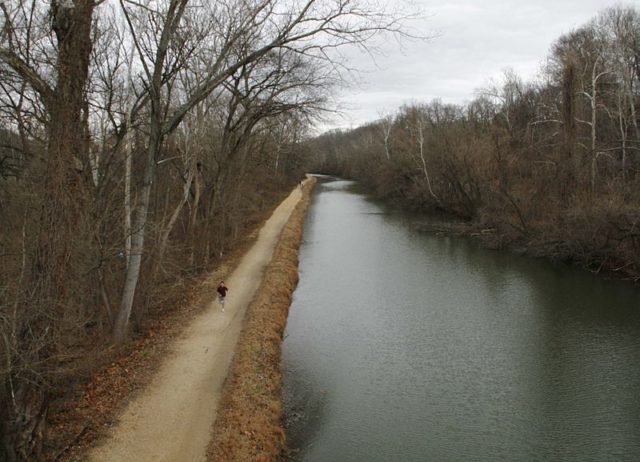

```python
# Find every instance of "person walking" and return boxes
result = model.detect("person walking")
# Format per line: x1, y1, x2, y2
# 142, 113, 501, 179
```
217, 281, 229, 311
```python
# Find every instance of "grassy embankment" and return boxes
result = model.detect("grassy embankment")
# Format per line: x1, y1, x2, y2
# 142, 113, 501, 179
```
207, 177, 316, 462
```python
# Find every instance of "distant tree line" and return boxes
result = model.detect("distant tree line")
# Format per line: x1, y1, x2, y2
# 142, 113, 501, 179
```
0, 0, 412, 459
311, 6, 640, 278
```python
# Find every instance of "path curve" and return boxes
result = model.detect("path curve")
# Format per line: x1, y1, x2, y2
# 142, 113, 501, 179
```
88, 185, 303, 462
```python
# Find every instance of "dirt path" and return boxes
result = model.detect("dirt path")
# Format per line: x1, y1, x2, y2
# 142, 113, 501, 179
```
88, 185, 303, 462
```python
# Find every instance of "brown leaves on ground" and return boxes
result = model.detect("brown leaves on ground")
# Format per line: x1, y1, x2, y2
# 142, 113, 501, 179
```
42, 200, 283, 461
44, 280, 201, 461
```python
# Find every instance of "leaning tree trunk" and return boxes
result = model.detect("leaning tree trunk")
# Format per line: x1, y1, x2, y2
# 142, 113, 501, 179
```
112, 0, 189, 342
113, 123, 160, 342
153, 155, 196, 281
4, 2, 97, 461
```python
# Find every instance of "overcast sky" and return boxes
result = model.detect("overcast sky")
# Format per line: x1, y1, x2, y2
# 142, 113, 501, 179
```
321, 0, 630, 131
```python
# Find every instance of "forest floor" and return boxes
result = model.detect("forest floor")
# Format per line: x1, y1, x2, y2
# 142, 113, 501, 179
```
84, 185, 303, 461
46, 184, 303, 462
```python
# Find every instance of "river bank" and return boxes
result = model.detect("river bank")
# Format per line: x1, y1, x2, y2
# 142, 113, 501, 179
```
412, 217, 640, 284
347, 180, 640, 285
206, 176, 315, 461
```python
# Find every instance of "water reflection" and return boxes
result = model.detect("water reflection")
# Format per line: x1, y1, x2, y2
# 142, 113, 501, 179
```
283, 177, 640, 461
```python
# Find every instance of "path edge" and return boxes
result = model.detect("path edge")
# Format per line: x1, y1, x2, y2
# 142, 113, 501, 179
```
206, 176, 316, 461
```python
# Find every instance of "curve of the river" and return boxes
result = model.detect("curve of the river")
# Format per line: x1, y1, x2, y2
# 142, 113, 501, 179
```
283, 177, 640, 462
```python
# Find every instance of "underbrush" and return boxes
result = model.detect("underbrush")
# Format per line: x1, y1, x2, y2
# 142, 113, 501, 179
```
41, 183, 297, 461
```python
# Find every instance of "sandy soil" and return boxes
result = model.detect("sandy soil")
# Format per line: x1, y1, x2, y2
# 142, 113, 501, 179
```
87, 185, 303, 462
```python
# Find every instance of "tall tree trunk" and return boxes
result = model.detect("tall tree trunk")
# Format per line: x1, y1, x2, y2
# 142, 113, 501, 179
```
113, 0, 189, 341
416, 119, 438, 202
618, 91, 628, 181
5, 2, 97, 460
38, 0, 95, 314
188, 162, 202, 266
590, 60, 599, 195
154, 157, 195, 280
124, 122, 134, 268
382, 116, 392, 160
562, 60, 577, 168
113, 124, 159, 342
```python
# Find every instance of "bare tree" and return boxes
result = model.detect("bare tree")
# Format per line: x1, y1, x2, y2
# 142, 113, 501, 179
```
401, 105, 439, 201
575, 52, 611, 193
111, 0, 414, 340
378, 111, 393, 160
0, 1, 105, 459
598, 7, 640, 181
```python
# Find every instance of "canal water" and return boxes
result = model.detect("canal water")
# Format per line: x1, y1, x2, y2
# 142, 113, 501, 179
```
282, 177, 640, 461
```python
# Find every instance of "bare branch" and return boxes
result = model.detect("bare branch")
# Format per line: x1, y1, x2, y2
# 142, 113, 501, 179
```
0, 47, 53, 109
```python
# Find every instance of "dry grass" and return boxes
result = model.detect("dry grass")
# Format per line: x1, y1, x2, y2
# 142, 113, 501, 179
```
207, 177, 316, 462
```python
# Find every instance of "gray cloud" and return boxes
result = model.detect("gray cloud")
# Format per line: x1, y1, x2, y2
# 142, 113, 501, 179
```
322, 0, 623, 131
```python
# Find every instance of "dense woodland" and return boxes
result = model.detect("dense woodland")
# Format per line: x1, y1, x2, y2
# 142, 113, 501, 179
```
0, 1, 412, 459
312, 6, 640, 278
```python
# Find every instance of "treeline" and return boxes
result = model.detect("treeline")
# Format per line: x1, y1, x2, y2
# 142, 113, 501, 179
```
311, 6, 640, 276
0, 1, 410, 460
